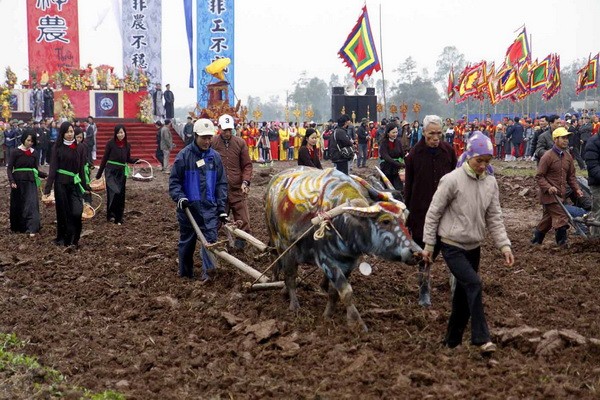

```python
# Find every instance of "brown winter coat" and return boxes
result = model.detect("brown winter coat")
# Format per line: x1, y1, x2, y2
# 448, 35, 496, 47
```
536, 146, 579, 205
403, 137, 457, 242
211, 134, 252, 202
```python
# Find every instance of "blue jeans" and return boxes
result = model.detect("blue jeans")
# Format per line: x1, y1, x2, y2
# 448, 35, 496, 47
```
177, 207, 218, 279
357, 143, 368, 167
441, 243, 490, 347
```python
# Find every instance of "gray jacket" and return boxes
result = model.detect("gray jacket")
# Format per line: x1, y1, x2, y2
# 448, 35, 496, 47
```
535, 130, 553, 160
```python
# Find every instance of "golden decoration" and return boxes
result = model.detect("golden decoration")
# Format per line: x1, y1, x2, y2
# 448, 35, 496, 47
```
413, 102, 421, 114
305, 105, 314, 120
376, 103, 383, 113
253, 107, 263, 121
389, 104, 398, 114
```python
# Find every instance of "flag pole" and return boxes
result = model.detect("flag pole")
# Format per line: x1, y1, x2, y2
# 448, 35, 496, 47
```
378, 2, 387, 119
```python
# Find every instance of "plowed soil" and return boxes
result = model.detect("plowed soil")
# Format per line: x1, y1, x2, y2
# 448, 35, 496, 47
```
1, 159, 599, 399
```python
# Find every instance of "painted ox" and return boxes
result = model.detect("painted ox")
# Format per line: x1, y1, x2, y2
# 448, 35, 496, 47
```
265, 167, 426, 332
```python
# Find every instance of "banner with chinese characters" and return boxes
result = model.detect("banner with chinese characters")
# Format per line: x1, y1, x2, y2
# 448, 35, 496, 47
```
122, 0, 161, 85
197, 0, 235, 106
26, 0, 80, 79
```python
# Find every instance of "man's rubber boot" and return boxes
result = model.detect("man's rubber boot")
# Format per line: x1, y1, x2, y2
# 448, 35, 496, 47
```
555, 225, 569, 246
531, 229, 546, 245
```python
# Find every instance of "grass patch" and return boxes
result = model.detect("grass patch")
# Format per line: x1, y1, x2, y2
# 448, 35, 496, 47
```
0, 332, 126, 400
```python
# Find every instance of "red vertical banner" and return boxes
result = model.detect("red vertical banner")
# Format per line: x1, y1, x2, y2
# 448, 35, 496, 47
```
26, 0, 80, 80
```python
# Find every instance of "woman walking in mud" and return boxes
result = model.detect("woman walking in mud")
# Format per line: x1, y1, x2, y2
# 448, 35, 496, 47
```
95, 124, 138, 225
43, 121, 89, 247
7, 131, 47, 236
422, 132, 514, 354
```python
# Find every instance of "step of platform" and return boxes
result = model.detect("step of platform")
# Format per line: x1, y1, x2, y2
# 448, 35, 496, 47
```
94, 122, 184, 166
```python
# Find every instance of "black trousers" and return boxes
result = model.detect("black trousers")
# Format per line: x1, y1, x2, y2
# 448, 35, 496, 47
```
441, 243, 490, 347
105, 168, 126, 223
334, 160, 349, 175
54, 182, 83, 246
10, 180, 41, 233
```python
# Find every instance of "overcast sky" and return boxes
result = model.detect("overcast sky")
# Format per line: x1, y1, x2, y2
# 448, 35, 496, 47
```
1, 0, 599, 108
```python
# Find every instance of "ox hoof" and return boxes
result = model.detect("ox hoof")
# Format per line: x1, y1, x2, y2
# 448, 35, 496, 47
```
288, 300, 300, 311
419, 294, 432, 308
347, 319, 369, 333
323, 305, 335, 319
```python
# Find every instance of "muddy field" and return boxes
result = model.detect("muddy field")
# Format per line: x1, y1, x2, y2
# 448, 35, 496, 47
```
1, 159, 600, 399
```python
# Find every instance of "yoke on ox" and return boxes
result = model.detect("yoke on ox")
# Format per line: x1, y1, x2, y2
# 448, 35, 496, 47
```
265, 167, 425, 332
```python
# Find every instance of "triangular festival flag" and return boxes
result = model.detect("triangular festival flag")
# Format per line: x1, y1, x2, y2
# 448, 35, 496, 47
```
338, 6, 381, 83
505, 27, 530, 67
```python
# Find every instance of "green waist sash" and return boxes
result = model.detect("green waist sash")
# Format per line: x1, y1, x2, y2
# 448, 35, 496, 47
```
107, 160, 131, 177
57, 169, 85, 194
12, 167, 41, 187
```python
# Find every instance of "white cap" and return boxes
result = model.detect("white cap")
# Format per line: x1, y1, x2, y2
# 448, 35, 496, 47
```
218, 114, 235, 130
193, 119, 216, 136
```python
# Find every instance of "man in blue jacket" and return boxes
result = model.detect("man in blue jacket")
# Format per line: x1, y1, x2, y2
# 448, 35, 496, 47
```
169, 119, 228, 282
584, 132, 600, 237
505, 117, 525, 160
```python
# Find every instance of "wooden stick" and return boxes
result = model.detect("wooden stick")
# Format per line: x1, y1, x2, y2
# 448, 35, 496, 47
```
224, 224, 268, 251
212, 250, 270, 283
184, 208, 219, 267
309, 204, 348, 225
248, 281, 286, 291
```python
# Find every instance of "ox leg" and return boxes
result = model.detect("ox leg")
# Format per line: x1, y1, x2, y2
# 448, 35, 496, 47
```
327, 266, 367, 332
283, 259, 300, 311
322, 277, 339, 319
418, 261, 432, 307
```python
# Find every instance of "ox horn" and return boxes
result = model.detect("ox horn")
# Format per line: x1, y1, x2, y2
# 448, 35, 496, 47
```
375, 167, 396, 191
343, 204, 383, 217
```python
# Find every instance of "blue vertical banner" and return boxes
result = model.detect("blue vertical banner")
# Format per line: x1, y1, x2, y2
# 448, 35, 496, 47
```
197, 0, 235, 107
183, 0, 194, 88
122, 0, 162, 85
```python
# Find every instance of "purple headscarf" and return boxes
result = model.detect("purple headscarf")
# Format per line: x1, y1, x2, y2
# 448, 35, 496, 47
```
456, 131, 495, 175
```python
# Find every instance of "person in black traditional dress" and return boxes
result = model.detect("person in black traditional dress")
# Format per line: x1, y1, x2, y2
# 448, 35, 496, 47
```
74, 128, 93, 205
95, 124, 138, 225
297, 128, 322, 169
379, 122, 405, 191
7, 132, 47, 236
43, 121, 89, 247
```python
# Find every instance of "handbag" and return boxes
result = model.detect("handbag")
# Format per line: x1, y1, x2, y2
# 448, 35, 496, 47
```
335, 130, 355, 160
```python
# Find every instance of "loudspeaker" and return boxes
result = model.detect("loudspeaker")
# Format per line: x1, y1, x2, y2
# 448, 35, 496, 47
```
332, 86, 345, 95
331, 93, 377, 122
366, 87, 375, 95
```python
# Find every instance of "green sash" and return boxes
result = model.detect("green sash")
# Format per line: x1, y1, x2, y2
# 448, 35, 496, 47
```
83, 163, 91, 186
12, 167, 41, 187
57, 169, 85, 194
107, 160, 131, 178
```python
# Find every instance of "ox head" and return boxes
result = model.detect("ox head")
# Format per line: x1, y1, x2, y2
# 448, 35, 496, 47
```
341, 202, 422, 265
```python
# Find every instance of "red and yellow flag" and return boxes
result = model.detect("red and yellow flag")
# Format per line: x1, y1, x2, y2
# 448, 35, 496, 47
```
338, 6, 381, 83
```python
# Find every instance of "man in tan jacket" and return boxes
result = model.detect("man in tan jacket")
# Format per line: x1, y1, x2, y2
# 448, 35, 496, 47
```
532, 127, 583, 246
211, 114, 253, 249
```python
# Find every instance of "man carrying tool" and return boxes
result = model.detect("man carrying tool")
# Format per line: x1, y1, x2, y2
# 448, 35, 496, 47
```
169, 119, 228, 282
532, 127, 583, 246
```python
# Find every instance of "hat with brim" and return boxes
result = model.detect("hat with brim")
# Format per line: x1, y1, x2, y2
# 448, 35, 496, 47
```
193, 118, 216, 136
552, 127, 572, 140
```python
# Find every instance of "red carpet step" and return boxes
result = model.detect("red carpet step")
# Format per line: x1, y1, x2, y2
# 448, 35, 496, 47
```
95, 122, 184, 166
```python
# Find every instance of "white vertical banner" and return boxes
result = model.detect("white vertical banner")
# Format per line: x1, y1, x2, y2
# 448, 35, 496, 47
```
122, 0, 161, 84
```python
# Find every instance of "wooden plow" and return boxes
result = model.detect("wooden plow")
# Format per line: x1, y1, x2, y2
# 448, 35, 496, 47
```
554, 194, 600, 239
184, 205, 350, 291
